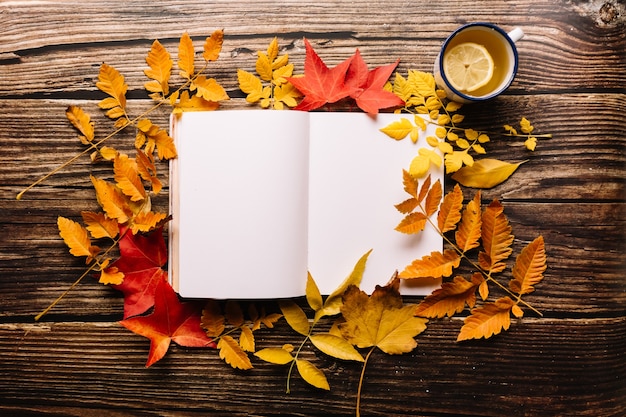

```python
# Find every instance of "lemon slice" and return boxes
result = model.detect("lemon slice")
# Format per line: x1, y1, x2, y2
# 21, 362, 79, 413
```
443, 42, 494, 93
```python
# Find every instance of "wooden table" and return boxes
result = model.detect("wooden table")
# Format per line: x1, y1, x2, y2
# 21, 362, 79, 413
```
1, 1, 624, 416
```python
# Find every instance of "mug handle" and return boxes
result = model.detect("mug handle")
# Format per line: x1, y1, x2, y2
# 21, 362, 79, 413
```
508, 27, 524, 43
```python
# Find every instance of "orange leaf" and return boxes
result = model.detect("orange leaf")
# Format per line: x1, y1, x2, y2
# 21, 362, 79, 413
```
399, 249, 461, 279
96, 63, 127, 120
416, 173, 432, 204
135, 149, 163, 195
479, 200, 514, 273
203, 29, 224, 61
178, 32, 195, 80
424, 179, 442, 217
437, 184, 463, 233
113, 154, 146, 202
172, 90, 221, 113
402, 169, 419, 198
457, 297, 515, 341
455, 191, 482, 252
81, 211, 119, 239
100, 265, 125, 285
191, 75, 229, 102
395, 212, 427, 234
415, 276, 478, 318
65, 105, 94, 144
143, 39, 172, 96
395, 197, 418, 214
90, 175, 132, 224
201, 299, 225, 337
510, 236, 546, 295
130, 211, 168, 234
136, 119, 177, 160
57, 216, 100, 261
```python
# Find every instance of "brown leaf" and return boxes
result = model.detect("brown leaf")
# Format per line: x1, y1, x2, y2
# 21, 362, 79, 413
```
457, 297, 515, 341
201, 299, 225, 337
510, 236, 546, 295
424, 179, 442, 217
414, 276, 478, 318
395, 212, 427, 234
399, 249, 461, 279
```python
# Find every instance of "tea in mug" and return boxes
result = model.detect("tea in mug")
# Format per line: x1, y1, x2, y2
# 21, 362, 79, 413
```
442, 26, 515, 97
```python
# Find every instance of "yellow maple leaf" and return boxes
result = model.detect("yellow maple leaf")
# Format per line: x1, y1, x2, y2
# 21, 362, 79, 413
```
65, 105, 94, 145
143, 39, 172, 96
510, 236, 546, 295
177, 32, 195, 80
81, 211, 119, 239
339, 279, 427, 355
457, 297, 515, 341
203, 29, 224, 62
113, 154, 146, 202
57, 216, 100, 261
399, 249, 461, 279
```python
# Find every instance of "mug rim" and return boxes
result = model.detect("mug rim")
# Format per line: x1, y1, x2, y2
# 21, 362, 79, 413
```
438, 22, 520, 101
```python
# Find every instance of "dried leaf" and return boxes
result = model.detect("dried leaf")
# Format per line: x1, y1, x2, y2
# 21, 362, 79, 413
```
203, 29, 224, 61
457, 297, 515, 341
201, 299, 225, 337
57, 216, 100, 260
81, 211, 119, 239
510, 236, 546, 295
414, 276, 478, 318
113, 154, 146, 202
437, 184, 463, 233
173, 90, 221, 113
190, 75, 229, 102
143, 39, 172, 96
65, 105, 94, 144
309, 333, 364, 362
479, 200, 514, 273
278, 300, 310, 336
452, 158, 526, 189
399, 249, 461, 279
395, 212, 427, 234
225, 300, 244, 327
306, 271, 323, 312
178, 32, 195, 80
424, 179, 442, 217
130, 211, 168, 234
90, 175, 132, 224
239, 326, 255, 352
100, 265, 125, 285
135, 150, 162, 195
218, 335, 253, 370
455, 191, 482, 253
254, 347, 293, 365
296, 359, 330, 390
96, 64, 127, 121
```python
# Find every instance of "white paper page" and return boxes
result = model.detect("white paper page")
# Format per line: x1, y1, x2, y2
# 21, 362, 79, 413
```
308, 113, 443, 295
170, 110, 310, 298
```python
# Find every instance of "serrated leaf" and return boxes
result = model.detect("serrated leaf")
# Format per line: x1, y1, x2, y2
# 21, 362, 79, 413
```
457, 297, 515, 341
479, 200, 514, 273
256, 51, 273, 81
239, 326, 255, 352
130, 211, 168, 234
399, 249, 461, 279
90, 175, 131, 224
113, 154, 146, 202
96, 63, 127, 120
266, 37, 279, 62
306, 272, 323, 312
437, 184, 463, 233
455, 191, 482, 252
395, 212, 427, 234
278, 300, 310, 336
380, 118, 414, 140
178, 32, 195, 79
510, 236, 546, 295
65, 105, 94, 144
296, 359, 330, 390
203, 29, 223, 61
57, 216, 100, 260
173, 90, 221, 113
201, 299, 225, 337
395, 197, 418, 214
81, 211, 119, 239
415, 276, 478, 318
254, 347, 293, 365
100, 265, 125, 285
218, 335, 252, 370
452, 159, 526, 189
424, 179, 442, 217
143, 39, 172, 96
191, 75, 229, 102
225, 300, 244, 327
309, 333, 364, 362
136, 149, 162, 194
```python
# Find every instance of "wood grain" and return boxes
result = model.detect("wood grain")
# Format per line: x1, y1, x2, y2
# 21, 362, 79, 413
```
0, 0, 624, 416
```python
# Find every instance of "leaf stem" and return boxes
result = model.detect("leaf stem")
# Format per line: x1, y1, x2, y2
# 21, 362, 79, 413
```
356, 347, 376, 417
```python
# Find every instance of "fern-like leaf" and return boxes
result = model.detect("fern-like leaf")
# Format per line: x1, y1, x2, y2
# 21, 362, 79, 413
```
457, 297, 515, 341
479, 200, 514, 273
398, 249, 461, 279
510, 236, 546, 295
437, 184, 463, 233
414, 276, 478, 318
455, 191, 482, 252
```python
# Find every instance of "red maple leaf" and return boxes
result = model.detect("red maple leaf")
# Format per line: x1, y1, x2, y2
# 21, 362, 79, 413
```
110, 227, 168, 318
345, 49, 405, 114
287, 38, 354, 111
119, 279, 214, 367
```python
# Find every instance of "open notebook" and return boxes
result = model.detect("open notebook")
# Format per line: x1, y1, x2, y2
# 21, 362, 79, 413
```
169, 110, 443, 299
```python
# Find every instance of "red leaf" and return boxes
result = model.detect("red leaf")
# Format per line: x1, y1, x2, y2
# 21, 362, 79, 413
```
111, 227, 168, 318
119, 279, 214, 367
348, 54, 404, 114
287, 38, 353, 111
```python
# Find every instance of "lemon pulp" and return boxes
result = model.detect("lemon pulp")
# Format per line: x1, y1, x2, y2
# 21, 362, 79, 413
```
443, 42, 494, 93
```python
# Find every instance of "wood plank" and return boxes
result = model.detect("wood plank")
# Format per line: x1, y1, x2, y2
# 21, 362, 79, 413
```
0, 1, 624, 96
0, 318, 624, 416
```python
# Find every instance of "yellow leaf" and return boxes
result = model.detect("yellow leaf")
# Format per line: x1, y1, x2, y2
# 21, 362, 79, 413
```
278, 300, 310, 336
191, 75, 229, 102
395, 212, 427, 234
512, 304, 524, 318
218, 335, 252, 370
100, 266, 124, 285
273, 82, 300, 108
409, 154, 430, 178
339, 280, 427, 355
457, 297, 515, 341
99, 146, 118, 161
306, 272, 323, 312
435, 127, 447, 139
309, 333, 364, 362
510, 236, 546, 295
446, 101, 463, 112
113, 154, 146, 202
464, 128, 478, 140
136, 119, 177, 160
479, 200, 514, 273
415, 276, 478, 318
296, 359, 330, 390
143, 39, 172, 96
437, 184, 463, 233
399, 249, 461, 279
65, 105, 94, 144
256, 52, 273, 81
201, 299, 225, 337
81, 211, 119, 239
452, 158, 526, 189
96, 64, 127, 120
203, 29, 223, 61
451, 113, 465, 123
225, 300, 244, 327
455, 191, 482, 252
254, 347, 293, 365
520, 117, 534, 134
379, 117, 414, 140
130, 211, 168, 234
479, 279, 489, 301
413, 114, 426, 131
503, 124, 517, 135
57, 216, 100, 260
395, 197, 418, 214
456, 138, 470, 149
239, 326, 255, 352
237, 69, 263, 98
272, 63, 294, 85
174, 90, 221, 113
178, 32, 195, 80
409, 70, 437, 97
525, 136, 537, 151
472, 144, 486, 154
444, 150, 466, 173
437, 114, 451, 126
402, 169, 419, 199
266, 37, 279, 62
90, 176, 131, 224
136, 150, 162, 194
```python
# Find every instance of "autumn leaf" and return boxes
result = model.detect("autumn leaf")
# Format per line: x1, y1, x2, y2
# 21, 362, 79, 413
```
91, 175, 132, 224
254, 347, 293, 365
218, 335, 252, 370
457, 297, 515, 341
81, 211, 119, 240
135, 149, 162, 194
278, 300, 310, 336
57, 216, 100, 261
479, 200, 514, 274
414, 275, 481, 318
395, 212, 427, 234
287, 38, 354, 111
399, 249, 461, 279
135, 119, 177, 160
296, 359, 330, 390
437, 184, 463, 233
96, 63, 128, 124
510, 236, 546, 295
237, 69, 264, 103
380, 118, 415, 141
99, 265, 125, 285
110, 227, 168, 318
455, 191, 482, 253
130, 211, 168, 234
452, 159, 526, 189
65, 105, 94, 145
190, 75, 229, 102
172, 90, 221, 113
309, 333, 364, 362
119, 279, 213, 367
203, 29, 224, 62
113, 154, 146, 202
143, 39, 172, 97
177, 32, 195, 80
339, 279, 427, 354
200, 299, 225, 337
